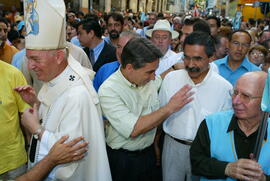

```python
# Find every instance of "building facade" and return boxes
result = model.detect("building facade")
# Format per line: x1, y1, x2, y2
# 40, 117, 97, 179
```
79, 0, 174, 13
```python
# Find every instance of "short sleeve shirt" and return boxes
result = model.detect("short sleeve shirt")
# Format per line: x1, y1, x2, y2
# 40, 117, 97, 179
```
214, 55, 261, 86
98, 68, 162, 151
0, 60, 29, 174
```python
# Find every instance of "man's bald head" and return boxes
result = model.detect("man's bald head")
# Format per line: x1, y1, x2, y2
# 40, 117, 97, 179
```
233, 71, 267, 122
237, 71, 267, 96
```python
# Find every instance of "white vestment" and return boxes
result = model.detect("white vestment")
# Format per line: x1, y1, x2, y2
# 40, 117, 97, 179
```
29, 55, 111, 181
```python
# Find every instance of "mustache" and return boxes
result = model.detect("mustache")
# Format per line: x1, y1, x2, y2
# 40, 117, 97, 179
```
185, 66, 200, 73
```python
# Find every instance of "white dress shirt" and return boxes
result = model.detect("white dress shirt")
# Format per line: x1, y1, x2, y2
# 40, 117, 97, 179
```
155, 49, 181, 75
159, 65, 233, 141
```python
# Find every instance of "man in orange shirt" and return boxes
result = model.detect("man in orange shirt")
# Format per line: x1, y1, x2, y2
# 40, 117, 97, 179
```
0, 17, 18, 64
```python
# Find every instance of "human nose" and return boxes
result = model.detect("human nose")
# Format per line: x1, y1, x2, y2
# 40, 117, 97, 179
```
232, 93, 241, 105
187, 59, 196, 67
111, 24, 117, 30
236, 44, 243, 51
158, 38, 164, 43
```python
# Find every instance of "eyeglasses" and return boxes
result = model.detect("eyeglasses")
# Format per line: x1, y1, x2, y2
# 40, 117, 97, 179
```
250, 51, 264, 57
231, 89, 261, 103
152, 35, 170, 41
231, 41, 250, 49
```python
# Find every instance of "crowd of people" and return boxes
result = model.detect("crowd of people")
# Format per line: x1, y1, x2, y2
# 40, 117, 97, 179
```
1, 0, 270, 181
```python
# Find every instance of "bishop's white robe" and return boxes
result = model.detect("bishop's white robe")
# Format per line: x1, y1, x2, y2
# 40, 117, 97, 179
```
29, 55, 111, 181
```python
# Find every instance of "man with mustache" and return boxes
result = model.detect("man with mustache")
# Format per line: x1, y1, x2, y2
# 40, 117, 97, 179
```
159, 31, 233, 181
99, 37, 194, 181
214, 30, 260, 86
104, 13, 124, 48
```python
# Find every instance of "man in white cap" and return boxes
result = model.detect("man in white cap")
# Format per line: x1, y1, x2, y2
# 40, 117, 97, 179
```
145, 19, 181, 75
17, 0, 111, 180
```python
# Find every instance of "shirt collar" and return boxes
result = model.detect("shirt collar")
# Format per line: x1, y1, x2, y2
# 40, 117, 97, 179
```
196, 65, 212, 86
217, 55, 228, 65
227, 114, 268, 140
48, 65, 71, 87
117, 68, 137, 88
185, 64, 212, 86
222, 55, 250, 71
240, 56, 252, 70
227, 114, 239, 132
92, 39, 105, 53
162, 49, 173, 59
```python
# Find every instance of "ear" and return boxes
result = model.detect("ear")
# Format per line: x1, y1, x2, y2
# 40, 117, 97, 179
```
55, 50, 65, 64
88, 29, 94, 39
125, 64, 134, 71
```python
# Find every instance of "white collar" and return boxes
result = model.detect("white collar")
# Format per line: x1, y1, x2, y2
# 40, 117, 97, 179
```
48, 65, 71, 87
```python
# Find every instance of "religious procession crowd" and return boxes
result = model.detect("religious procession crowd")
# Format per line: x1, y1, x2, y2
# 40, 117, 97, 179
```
1, 0, 270, 181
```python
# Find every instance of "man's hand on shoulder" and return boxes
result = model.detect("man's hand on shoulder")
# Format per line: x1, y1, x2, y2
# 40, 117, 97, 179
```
15, 136, 89, 181
14, 85, 39, 107
47, 136, 89, 165
166, 84, 194, 114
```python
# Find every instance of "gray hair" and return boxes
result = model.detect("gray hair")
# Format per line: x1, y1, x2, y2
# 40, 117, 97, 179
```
48, 48, 68, 60
120, 31, 141, 39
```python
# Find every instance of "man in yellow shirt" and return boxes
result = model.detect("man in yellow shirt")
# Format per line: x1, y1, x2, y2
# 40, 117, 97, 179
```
0, 60, 29, 179
0, 17, 19, 64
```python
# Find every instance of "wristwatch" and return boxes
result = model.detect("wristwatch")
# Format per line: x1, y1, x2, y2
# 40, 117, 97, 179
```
33, 127, 43, 139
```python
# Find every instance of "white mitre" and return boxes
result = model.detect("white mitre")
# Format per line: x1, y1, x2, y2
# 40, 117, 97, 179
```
24, 0, 66, 50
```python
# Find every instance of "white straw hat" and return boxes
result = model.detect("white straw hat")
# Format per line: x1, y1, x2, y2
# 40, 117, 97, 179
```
145, 19, 179, 39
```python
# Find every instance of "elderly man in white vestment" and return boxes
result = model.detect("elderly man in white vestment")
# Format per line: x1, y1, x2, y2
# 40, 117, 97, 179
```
20, 41, 93, 93
159, 31, 233, 181
16, 0, 112, 181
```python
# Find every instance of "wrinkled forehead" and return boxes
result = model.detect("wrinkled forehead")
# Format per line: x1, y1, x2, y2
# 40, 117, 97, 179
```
236, 74, 263, 96
26, 49, 54, 57
231, 32, 251, 43
108, 17, 122, 24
